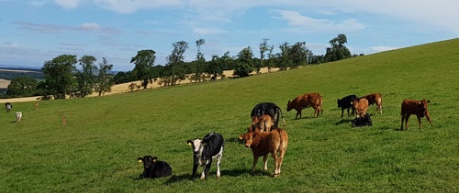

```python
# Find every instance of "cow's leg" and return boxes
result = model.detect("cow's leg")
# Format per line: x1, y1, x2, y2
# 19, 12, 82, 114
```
400, 115, 405, 130
295, 109, 301, 119
276, 149, 286, 177
191, 164, 198, 180
262, 154, 269, 171
425, 113, 433, 127
405, 114, 411, 130
201, 160, 212, 180
251, 156, 259, 174
340, 108, 344, 118
216, 154, 222, 178
272, 151, 280, 177
417, 115, 422, 129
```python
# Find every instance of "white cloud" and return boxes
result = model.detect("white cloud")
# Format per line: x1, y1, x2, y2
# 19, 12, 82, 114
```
54, 0, 80, 9
272, 10, 365, 32
94, 0, 182, 14
80, 22, 101, 30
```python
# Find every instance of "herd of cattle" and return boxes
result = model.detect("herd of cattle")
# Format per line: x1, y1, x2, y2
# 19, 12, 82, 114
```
135, 92, 433, 180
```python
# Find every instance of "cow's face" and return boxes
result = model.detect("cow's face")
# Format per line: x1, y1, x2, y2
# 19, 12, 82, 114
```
187, 139, 203, 154
420, 99, 430, 115
286, 101, 292, 111
239, 132, 255, 148
138, 155, 157, 169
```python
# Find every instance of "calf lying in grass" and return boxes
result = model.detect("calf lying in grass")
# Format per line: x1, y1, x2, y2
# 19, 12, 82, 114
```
138, 155, 172, 179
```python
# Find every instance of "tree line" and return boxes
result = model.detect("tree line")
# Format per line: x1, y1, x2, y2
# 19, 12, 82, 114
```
5, 34, 357, 99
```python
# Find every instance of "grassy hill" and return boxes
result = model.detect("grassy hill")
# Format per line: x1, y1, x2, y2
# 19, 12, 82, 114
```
1, 39, 459, 192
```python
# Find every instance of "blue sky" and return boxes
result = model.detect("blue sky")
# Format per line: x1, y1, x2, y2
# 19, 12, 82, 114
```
1, 0, 458, 71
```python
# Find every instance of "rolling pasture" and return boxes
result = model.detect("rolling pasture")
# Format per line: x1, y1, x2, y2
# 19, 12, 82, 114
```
1, 39, 459, 192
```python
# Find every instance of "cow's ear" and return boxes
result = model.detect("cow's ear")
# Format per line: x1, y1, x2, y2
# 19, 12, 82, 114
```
427, 100, 431, 103
418, 101, 422, 105
138, 158, 143, 163
152, 157, 157, 162
238, 134, 243, 140
187, 140, 192, 146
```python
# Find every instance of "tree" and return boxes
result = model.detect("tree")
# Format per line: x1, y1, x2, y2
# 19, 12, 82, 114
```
324, 34, 351, 62
42, 54, 78, 99
193, 39, 206, 82
277, 42, 292, 70
258, 38, 270, 74
289, 41, 310, 67
6, 76, 38, 96
206, 55, 224, 79
266, 45, 274, 72
166, 41, 189, 85
234, 46, 254, 77
131, 50, 156, 89
76, 55, 98, 97
94, 57, 114, 96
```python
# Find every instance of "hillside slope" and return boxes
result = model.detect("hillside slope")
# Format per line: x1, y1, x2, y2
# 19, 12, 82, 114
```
1, 38, 459, 193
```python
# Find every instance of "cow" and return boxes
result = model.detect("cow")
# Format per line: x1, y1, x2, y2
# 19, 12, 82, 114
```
187, 132, 224, 180
251, 102, 285, 129
400, 99, 433, 130
362, 93, 383, 114
337, 95, 358, 117
353, 98, 369, 118
352, 113, 372, 127
137, 155, 172, 179
248, 114, 274, 132
287, 93, 323, 119
239, 128, 288, 177
16, 112, 22, 122
5, 102, 12, 112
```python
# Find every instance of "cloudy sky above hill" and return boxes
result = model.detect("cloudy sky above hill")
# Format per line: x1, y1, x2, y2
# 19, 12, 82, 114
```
0, 0, 458, 71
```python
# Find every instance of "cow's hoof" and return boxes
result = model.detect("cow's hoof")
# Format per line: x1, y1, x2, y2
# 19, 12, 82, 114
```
273, 173, 280, 177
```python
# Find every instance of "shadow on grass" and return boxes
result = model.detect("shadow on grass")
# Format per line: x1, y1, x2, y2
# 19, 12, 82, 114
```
162, 169, 248, 184
335, 119, 352, 126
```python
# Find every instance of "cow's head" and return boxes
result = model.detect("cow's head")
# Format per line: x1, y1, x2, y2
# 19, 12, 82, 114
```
239, 132, 255, 148
138, 155, 157, 170
187, 139, 203, 154
419, 99, 430, 116
286, 100, 292, 111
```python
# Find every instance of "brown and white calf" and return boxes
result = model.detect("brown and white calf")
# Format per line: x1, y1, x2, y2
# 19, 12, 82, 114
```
353, 98, 369, 118
239, 128, 288, 177
362, 93, 383, 114
400, 99, 433, 130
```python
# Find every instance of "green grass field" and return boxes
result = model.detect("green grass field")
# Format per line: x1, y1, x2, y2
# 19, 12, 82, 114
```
1, 39, 459, 193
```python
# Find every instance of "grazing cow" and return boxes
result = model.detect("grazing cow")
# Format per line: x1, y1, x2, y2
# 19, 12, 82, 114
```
287, 93, 323, 119
352, 113, 372, 127
187, 132, 224, 180
248, 114, 274, 132
362, 93, 383, 114
251, 102, 284, 129
239, 128, 288, 177
400, 99, 433, 130
337, 95, 358, 117
16, 112, 22, 122
137, 155, 172, 178
353, 98, 369, 118
5, 102, 12, 112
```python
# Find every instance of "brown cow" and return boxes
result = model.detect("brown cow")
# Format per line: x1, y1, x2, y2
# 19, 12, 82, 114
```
353, 98, 369, 118
400, 99, 433, 130
287, 93, 322, 119
249, 114, 274, 132
239, 129, 288, 177
362, 93, 382, 114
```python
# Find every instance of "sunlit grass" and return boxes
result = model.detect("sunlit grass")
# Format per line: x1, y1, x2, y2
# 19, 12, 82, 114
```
1, 38, 459, 192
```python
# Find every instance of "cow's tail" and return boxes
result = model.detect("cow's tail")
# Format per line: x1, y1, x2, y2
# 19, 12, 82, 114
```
277, 107, 286, 129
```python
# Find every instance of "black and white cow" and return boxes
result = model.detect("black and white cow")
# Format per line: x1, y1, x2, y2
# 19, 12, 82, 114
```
352, 113, 373, 127
187, 132, 224, 180
251, 102, 284, 129
5, 102, 12, 112
337, 95, 358, 117
137, 155, 172, 179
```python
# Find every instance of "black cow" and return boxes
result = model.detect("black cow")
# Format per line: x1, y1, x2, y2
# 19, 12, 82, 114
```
5, 102, 12, 112
137, 155, 172, 178
187, 132, 224, 180
251, 102, 284, 129
352, 113, 372, 127
337, 95, 358, 117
